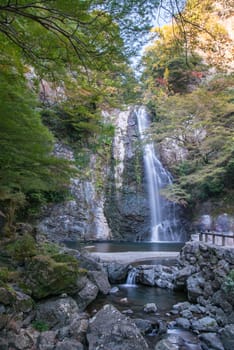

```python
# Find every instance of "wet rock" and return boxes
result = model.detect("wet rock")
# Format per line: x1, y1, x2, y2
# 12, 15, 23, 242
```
110, 286, 119, 294
175, 317, 191, 330
174, 265, 197, 290
220, 324, 234, 350
144, 303, 157, 313
87, 304, 149, 350
106, 262, 129, 283
133, 318, 154, 334
199, 333, 224, 350
154, 338, 179, 350
36, 297, 79, 329
122, 309, 134, 315
191, 316, 218, 332
139, 266, 155, 286
180, 309, 193, 319
120, 297, 128, 304
172, 301, 191, 312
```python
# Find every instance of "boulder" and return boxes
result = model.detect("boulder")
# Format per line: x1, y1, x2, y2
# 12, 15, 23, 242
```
175, 317, 190, 330
187, 273, 205, 302
0, 286, 34, 313
87, 304, 149, 350
154, 339, 179, 350
133, 318, 154, 334
55, 339, 84, 350
88, 270, 111, 294
78, 253, 103, 271
7, 329, 37, 350
199, 333, 224, 350
37, 330, 56, 350
36, 296, 79, 329
25, 255, 80, 299
74, 278, 98, 311
138, 267, 155, 286
191, 316, 218, 332
110, 286, 119, 294
106, 262, 129, 283
143, 303, 158, 313
220, 324, 234, 350
174, 265, 197, 290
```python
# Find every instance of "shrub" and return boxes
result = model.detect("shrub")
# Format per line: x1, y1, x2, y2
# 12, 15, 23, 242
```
7, 234, 37, 263
32, 320, 49, 332
224, 270, 234, 295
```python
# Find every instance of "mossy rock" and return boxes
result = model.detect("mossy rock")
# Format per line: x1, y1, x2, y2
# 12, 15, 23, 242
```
0, 284, 33, 312
6, 234, 37, 263
25, 255, 80, 299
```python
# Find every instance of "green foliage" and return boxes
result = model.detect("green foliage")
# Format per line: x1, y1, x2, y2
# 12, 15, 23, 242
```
224, 270, 234, 295
32, 320, 49, 332
26, 254, 81, 299
0, 58, 75, 230
38, 242, 60, 256
6, 234, 37, 263
143, 72, 234, 205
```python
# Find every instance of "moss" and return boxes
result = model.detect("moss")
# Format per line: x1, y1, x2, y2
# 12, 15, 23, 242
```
32, 320, 49, 332
0, 267, 19, 286
39, 242, 60, 256
26, 255, 81, 299
6, 234, 37, 263
52, 253, 79, 265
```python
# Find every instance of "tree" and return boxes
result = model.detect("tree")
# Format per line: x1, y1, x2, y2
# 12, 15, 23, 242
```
150, 74, 234, 205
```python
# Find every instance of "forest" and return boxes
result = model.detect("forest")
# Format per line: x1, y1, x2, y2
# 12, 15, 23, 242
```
0, 0, 233, 233
0, 1, 234, 349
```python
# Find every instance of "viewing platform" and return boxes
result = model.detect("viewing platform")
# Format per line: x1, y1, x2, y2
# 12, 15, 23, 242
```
193, 232, 234, 247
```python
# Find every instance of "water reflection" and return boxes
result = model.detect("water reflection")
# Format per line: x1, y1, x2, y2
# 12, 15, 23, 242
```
63, 240, 184, 253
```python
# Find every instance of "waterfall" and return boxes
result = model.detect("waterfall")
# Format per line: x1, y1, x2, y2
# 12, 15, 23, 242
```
126, 268, 138, 285
136, 106, 183, 242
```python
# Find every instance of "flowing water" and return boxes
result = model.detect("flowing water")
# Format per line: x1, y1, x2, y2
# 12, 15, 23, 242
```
136, 106, 185, 242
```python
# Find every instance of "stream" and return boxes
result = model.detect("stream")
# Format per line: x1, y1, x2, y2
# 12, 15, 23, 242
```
63, 241, 203, 349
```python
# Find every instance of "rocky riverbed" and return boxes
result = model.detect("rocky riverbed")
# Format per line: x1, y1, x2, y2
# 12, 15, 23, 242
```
0, 239, 233, 349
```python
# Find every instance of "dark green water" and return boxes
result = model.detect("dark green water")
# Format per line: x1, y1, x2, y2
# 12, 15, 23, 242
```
63, 240, 184, 253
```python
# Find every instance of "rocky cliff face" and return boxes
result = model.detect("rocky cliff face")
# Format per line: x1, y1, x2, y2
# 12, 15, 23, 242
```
38, 144, 111, 241
104, 107, 150, 241
38, 107, 151, 242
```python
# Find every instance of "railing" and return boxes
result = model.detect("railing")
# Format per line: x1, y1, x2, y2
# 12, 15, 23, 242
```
198, 231, 234, 246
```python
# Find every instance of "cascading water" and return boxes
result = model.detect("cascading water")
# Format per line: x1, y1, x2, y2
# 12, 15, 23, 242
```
136, 106, 183, 242
126, 268, 138, 285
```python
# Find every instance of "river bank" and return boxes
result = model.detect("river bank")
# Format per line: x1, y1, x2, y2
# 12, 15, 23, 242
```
0, 238, 233, 349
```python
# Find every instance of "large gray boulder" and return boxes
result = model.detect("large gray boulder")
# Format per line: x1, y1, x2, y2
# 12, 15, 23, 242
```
88, 270, 111, 294
191, 316, 218, 332
87, 304, 149, 350
74, 278, 99, 311
199, 333, 224, 350
36, 296, 79, 329
106, 262, 129, 283
187, 272, 206, 302
220, 324, 234, 350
